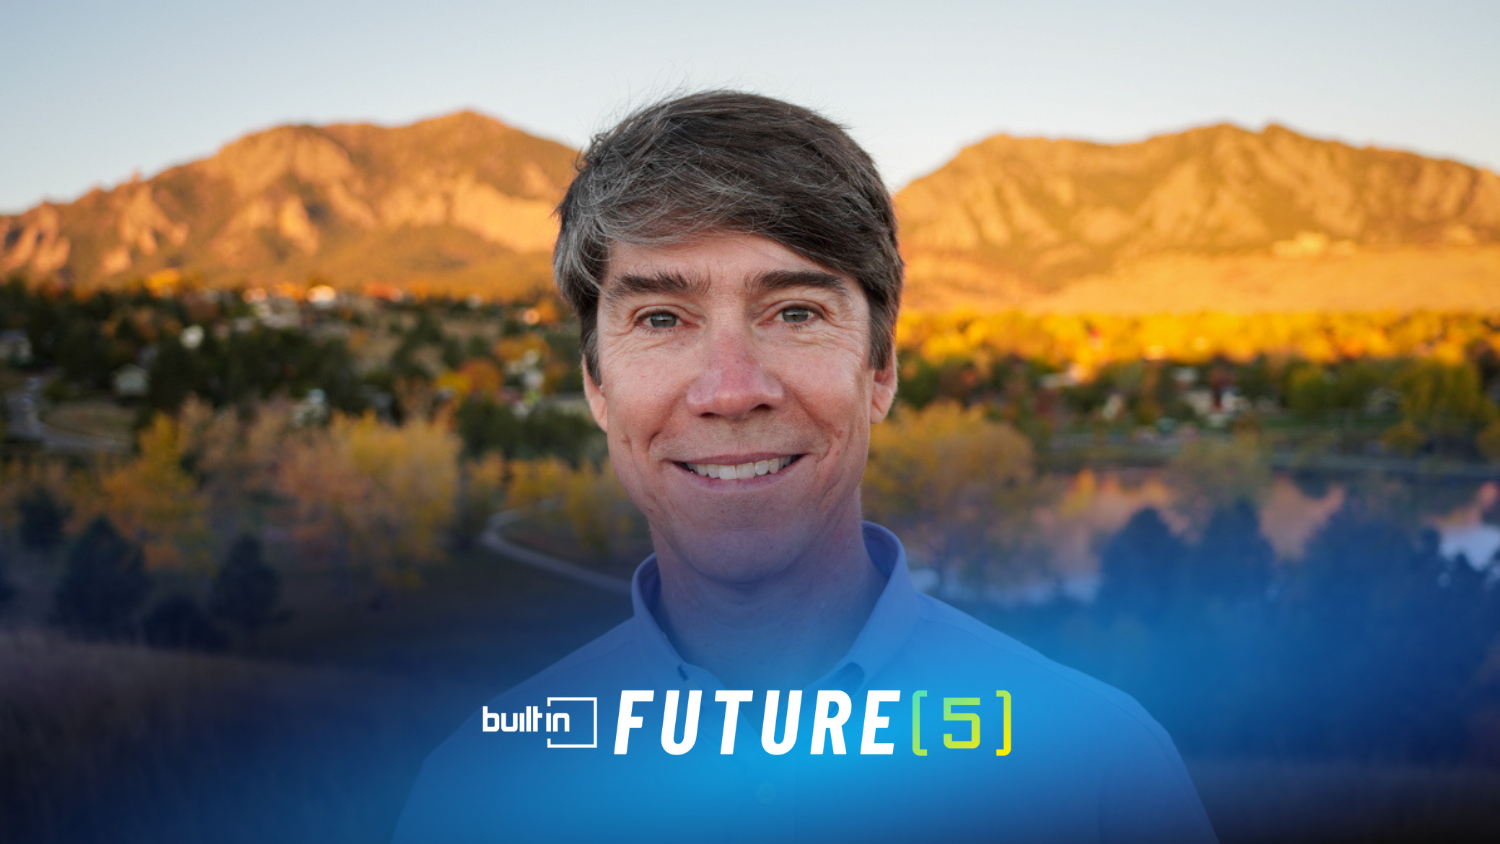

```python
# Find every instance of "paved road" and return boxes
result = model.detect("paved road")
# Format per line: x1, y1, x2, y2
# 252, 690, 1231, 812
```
478, 510, 632, 595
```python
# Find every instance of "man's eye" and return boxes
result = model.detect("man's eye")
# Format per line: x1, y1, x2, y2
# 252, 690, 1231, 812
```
780, 307, 814, 324
644, 312, 679, 329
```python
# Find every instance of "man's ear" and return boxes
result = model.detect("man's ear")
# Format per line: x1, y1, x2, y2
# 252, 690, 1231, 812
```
870, 350, 898, 424
582, 357, 609, 433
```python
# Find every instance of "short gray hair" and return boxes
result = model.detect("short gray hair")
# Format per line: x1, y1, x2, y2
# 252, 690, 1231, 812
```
554, 90, 902, 385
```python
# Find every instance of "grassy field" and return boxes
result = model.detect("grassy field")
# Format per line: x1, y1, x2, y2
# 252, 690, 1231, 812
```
1, 552, 630, 844
4, 546, 1500, 843
1, 630, 424, 842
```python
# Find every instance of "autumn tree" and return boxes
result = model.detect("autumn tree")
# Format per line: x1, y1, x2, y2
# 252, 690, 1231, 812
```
92, 414, 214, 572
503, 457, 646, 565
505, 458, 572, 511
863, 401, 1038, 584
454, 453, 508, 546
561, 460, 645, 560
278, 413, 460, 586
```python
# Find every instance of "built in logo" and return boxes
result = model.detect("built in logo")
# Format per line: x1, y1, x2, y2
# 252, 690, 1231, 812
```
482, 697, 598, 748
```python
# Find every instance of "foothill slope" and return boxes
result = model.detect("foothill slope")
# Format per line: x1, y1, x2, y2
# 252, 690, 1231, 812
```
4, 115, 1500, 314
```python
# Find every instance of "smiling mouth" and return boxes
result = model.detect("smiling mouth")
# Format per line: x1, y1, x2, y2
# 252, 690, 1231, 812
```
675, 455, 803, 481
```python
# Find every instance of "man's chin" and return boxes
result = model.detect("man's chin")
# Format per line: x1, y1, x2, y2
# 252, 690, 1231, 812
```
659, 521, 830, 586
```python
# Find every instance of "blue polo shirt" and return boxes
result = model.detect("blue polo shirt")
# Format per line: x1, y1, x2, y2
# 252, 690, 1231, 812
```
395, 523, 1218, 843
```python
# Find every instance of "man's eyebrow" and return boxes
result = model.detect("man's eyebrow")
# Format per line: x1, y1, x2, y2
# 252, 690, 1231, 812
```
748, 270, 851, 301
603, 271, 711, 302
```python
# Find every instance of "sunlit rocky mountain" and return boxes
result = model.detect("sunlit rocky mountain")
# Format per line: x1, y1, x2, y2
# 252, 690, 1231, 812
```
5, 114, 1500, 312
895, 123, 1500, 312
0, 111, 577, 298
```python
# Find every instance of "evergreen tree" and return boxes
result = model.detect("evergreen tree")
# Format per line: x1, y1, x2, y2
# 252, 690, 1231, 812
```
1270, 498, 1500, 761
0, 545, 15, 613
1097, 508, 1188, 619
1187, 500, 1274, 606
145, 336, 197, 413
51, 516, 151, 639
210, 534, 281, 642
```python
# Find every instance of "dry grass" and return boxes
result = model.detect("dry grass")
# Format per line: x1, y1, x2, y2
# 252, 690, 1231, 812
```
0, 556, 633, 843
0, 630, 438, 843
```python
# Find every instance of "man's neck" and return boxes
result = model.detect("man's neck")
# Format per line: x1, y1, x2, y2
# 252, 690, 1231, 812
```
650, 519, 888, 690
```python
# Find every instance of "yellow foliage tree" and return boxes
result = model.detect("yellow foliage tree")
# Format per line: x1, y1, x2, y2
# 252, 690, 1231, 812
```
503, 457, 648, 564
562, 460, 645, 559
896, 310, 1500, 374
455, 452, 508, 541
506, 458, 572, 511
436, 359, 506, 402
277, 413, 460, 584
94, 414, 213, 572
863, 401, 1037, 583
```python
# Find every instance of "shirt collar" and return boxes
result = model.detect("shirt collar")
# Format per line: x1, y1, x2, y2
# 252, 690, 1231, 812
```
627, 521, 921, 693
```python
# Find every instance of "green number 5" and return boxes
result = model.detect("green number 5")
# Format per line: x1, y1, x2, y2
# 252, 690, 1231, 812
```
942, 697, 981, 749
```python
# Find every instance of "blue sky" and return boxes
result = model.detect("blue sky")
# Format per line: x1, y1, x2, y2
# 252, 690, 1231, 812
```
3, 0, 1497, 213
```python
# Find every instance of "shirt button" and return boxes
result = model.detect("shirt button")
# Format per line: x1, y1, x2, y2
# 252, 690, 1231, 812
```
755, 782, 777, 805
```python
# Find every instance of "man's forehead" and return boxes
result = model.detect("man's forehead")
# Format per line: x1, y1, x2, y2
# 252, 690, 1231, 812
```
598, 237, 856, 306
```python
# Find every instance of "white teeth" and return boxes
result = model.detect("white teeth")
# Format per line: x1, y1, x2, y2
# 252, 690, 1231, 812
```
688, 457, 794, 479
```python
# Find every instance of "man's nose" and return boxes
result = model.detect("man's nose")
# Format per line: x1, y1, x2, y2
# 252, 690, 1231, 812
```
684, 323, 784, 419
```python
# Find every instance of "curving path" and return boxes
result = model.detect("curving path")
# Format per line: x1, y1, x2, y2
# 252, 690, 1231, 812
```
478, 510, 632, 596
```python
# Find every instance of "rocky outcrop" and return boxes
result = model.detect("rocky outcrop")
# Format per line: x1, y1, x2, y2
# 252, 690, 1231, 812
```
2, 205, 70, 276
895, 124, 1500, 311
0, 111, 577, 296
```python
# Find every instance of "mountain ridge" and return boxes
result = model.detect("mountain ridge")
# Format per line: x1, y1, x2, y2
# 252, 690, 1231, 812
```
894, 122, 1500, 312
0, 110, 578, 298
4, 114, 1499, 311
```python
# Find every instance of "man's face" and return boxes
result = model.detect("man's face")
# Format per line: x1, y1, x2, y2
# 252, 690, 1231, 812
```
584, 233, 898, 586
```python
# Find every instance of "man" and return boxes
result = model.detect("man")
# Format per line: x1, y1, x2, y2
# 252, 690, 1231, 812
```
395, 91, 1218, 843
